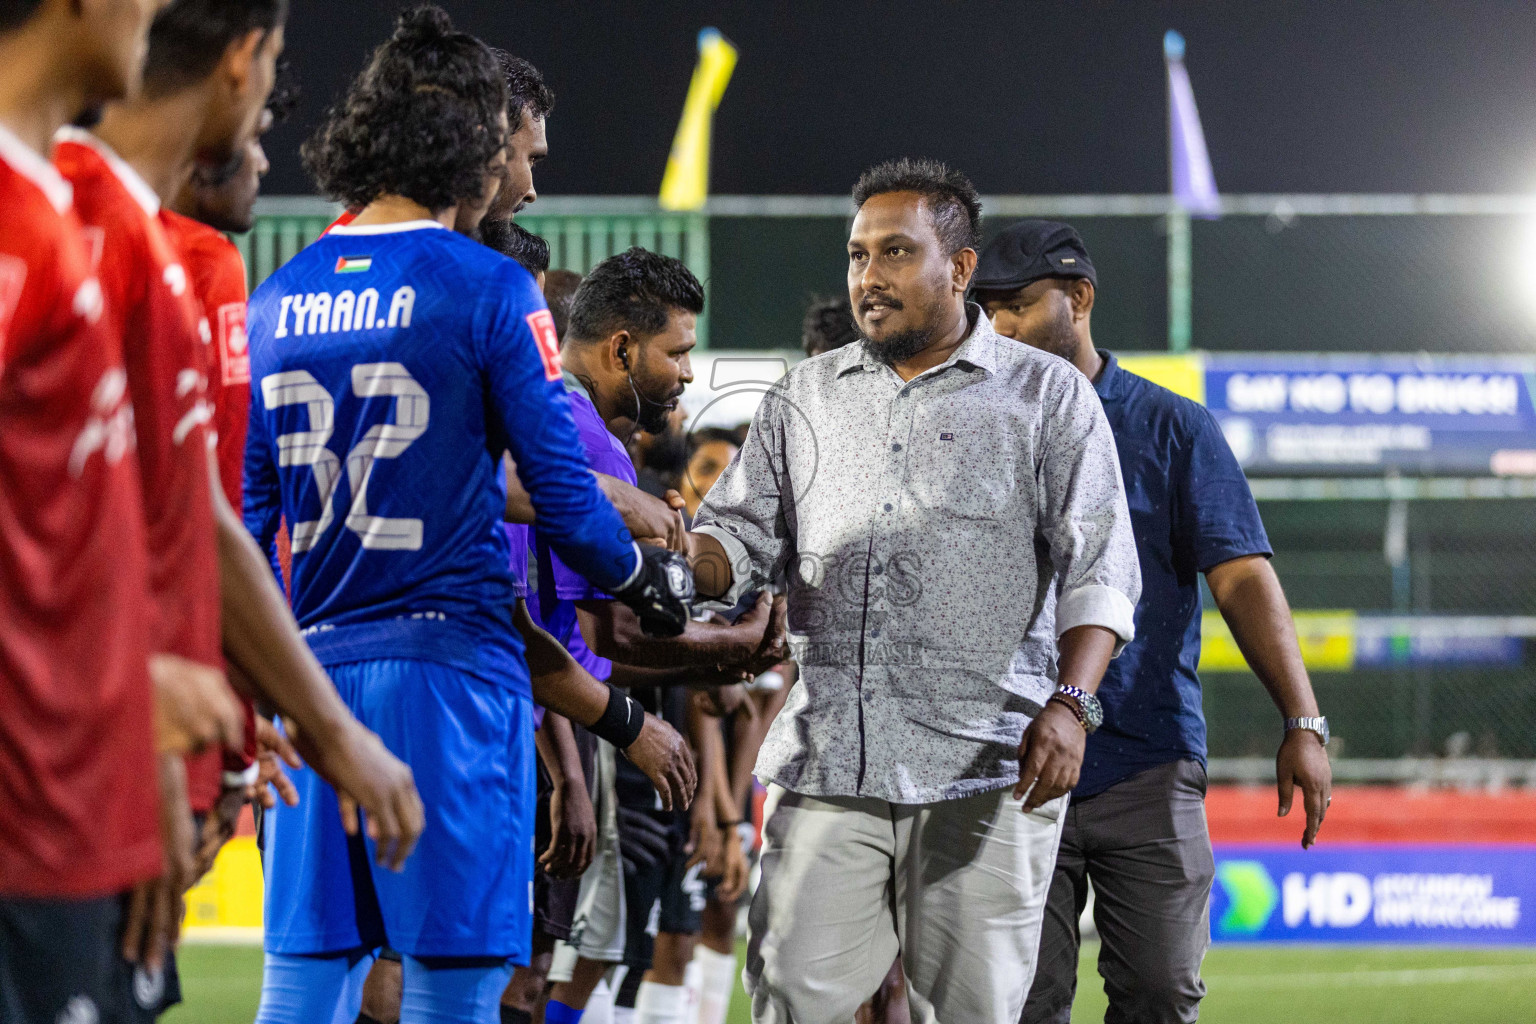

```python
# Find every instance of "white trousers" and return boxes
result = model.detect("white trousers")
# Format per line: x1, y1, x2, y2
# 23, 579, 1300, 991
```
744, 783, 1068, 1024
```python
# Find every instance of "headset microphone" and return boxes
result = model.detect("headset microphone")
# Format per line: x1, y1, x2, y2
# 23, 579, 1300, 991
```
618, 340, 643, 447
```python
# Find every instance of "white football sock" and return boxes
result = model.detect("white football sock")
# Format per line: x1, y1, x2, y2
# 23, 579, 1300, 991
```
583, 976, 613, 1024
681, 960, 702, 1023
635, 981, 689, 1024
691, 946, 737, 1024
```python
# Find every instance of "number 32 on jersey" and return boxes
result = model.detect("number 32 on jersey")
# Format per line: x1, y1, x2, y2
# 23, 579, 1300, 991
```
260, 361, 428, 553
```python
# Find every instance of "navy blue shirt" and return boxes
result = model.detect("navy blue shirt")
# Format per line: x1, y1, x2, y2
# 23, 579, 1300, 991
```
1076, 351, 1271, 798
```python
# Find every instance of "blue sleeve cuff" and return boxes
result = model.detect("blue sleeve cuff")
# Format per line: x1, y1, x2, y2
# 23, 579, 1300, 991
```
1196, 541, 1273, 575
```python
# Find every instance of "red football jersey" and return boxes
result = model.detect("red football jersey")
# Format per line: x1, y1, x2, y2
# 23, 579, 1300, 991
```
0, 125, 161, 898
55, 132, 227, 813
161, 209, 257, 785
160, 209, 249, 511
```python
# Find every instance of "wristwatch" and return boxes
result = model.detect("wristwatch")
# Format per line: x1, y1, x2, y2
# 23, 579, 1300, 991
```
1285, 716, 1330, 745
1050, 684, 1103, 734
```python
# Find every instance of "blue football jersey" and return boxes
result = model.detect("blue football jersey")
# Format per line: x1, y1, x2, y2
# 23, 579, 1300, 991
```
243, 219, 638, 693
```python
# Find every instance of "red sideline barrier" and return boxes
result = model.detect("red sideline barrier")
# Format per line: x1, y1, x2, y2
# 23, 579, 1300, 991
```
1206, 785, 1536, 844
237, 784, 1536, 845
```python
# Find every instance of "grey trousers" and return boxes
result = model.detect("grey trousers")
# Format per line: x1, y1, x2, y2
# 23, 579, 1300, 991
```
746, 783, 1067, 1024
1020, 759, 1214, 1024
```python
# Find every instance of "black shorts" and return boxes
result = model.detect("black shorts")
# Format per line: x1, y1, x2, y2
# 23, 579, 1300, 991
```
122, 809, 209, 1020
123, 953, 183, 1023
617, 811, 669, 971
0, 893, 154, 1024
658, 853, 710, 936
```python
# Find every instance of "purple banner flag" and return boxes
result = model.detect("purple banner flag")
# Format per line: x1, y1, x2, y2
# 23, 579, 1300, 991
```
1165, 30, 1220, 216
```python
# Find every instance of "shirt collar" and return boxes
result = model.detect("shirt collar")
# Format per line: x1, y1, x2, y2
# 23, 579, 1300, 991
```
1092, 349, 1125, 400
54, 126, 160, 217
561, 368, 596, 405
834, 302, 1001, 380
328, 219, 446, 236
0, 121, 72, 213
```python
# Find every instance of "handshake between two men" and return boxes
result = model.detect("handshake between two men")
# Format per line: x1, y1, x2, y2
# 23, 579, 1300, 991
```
508, 463, 788, 679
505, 463, 787, 822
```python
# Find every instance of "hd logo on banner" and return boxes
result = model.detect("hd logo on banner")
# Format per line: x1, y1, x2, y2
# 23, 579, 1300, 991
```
1210, 846, 1535, 944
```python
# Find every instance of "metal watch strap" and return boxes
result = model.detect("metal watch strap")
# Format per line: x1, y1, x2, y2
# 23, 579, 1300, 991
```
1285, 716, 1329, 744
1053, 683, 1102, 733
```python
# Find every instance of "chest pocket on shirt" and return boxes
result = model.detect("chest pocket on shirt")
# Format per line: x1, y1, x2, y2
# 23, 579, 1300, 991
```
906, 408, 1017, 520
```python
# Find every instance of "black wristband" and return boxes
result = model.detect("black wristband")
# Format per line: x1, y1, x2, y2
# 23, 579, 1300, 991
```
590, 684, 646, 749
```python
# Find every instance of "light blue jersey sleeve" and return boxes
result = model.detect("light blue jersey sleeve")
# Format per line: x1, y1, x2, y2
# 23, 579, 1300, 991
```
473, 262, 639, 593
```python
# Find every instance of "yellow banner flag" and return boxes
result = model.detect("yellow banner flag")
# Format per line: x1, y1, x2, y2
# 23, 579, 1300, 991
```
659, 28, 737, 211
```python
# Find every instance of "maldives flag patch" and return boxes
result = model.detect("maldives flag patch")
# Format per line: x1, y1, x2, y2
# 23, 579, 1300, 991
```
334, 254, 372, 274
526, 309, 563, 382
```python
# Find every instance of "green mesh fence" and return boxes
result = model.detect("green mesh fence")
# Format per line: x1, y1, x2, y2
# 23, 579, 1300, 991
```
241, 194, 1536, 769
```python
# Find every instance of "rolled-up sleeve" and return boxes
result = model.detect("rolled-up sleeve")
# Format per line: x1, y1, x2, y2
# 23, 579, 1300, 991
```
691, 388, 795, 607
1036, 371, 1141, 654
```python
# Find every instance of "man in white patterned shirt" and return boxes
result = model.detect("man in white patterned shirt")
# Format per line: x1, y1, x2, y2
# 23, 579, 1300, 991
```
684, 158, 1142, 1023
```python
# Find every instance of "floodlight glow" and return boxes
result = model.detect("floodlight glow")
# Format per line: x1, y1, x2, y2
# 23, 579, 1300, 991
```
1515, 213, 1536, 318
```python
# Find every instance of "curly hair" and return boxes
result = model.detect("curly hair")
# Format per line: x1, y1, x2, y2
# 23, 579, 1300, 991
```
801, 294, 859, 357
266, 56, 299, 125
142, 0, 288, 98
302, 5, 508, 213
493, 50, 553, 133
852, 157, 982, 254
567, 247, 704, 344
480, 219, 549, 276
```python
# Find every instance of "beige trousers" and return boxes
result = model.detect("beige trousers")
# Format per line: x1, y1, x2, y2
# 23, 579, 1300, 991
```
744, 783, 1068, 1024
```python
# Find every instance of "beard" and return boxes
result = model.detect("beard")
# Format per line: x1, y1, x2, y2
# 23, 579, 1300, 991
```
477, 217, 514, 252
630, 370, 681, 435
1031, 303, 1081, 363
859, 326, 934, 368
635, 390, 676, 435
855, 292, 952, 368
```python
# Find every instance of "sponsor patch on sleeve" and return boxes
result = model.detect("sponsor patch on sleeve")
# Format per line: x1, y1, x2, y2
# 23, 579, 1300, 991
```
526, 308, 563, 382
218, 301, 250, 385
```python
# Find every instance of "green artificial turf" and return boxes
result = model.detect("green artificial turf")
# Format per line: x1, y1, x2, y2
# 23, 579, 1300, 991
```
168, 940, 1536, 1024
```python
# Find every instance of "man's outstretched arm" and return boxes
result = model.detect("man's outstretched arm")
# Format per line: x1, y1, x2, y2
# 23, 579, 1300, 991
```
575, 592, 786, 671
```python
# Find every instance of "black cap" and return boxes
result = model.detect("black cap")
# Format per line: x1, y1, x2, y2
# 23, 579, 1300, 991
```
972, 220, 1097, 294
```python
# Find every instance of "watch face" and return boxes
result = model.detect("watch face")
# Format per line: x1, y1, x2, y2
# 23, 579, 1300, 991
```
1081, 693, 1104, 729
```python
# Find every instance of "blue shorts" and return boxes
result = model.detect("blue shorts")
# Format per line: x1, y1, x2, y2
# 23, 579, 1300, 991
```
262, 658, 535, 961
